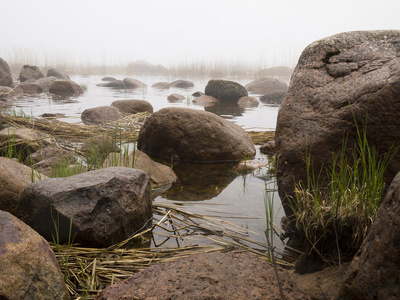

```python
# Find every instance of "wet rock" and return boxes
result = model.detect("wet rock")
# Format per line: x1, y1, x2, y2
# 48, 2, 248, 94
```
97, 80, 125, 89
237, 96, 259, 108
205, 79, 248, 102
192, 95, 219, 107
111, 99, 153, 114
28, 146, 77, 177
151, 81, 170, 89
260, 140, 276, 156
335, 171, 400, 299
260, 91, 286, 104
245, 77, 288, 95
103, 149, 177, 189
122, 77, 146, 89
167, 93, 185, 101
47, 68, 70, 80
0, 157, 47, 214
0, 57, 13, 87
0, 210, 70, 300
233, 160, 268, 172
13, 81, 43, 94
96, 252, 308, 300
275, 30, 400, 218
192, 91, 204, 97
49, 80, 85, 97
16, 167, 152, 247
169, 79, 194, 88
35, 76, 58, 92
0, 127, 55, 160
137, 107, 255, 162
101, 76, 117, 81
19, 64, 45, 82
81, 106, 120, 125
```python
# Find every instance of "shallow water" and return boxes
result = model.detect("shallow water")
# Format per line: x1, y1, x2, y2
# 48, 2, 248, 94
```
4, 74, 287, 252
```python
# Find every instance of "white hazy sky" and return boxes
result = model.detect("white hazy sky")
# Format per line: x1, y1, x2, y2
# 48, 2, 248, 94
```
1, 0, 399, 68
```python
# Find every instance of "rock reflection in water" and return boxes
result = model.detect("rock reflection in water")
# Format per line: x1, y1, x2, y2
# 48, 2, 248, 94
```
161, 161, 237, 201
204, 102, 244, 119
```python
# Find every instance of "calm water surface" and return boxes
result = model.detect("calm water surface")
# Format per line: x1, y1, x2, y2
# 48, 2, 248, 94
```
6, 74, 287, 252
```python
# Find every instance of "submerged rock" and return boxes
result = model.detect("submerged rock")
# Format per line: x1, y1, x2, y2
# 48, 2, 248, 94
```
16, 167, 152, 247
0, 210, 70, 300
137, 107, 255, 162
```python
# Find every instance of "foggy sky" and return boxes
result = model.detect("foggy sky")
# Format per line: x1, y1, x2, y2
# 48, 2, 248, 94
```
1, 0, 399, 68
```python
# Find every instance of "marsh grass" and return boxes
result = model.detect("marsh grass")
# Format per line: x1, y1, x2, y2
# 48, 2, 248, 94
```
291, 124, 396, 263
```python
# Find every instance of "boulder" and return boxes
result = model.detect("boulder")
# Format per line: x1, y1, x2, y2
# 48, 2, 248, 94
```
137, 107, 255, 162
237, 96, 259, 108
35, 76, 58, 92
13, 81, 43, 94
15, 167, 152, 247
151, 82, 170, 89
49, 80, 84, 97
0, 210, 70, 300
233, 160, 268, 172
259, 91, 286, 105
245, 77, 288, 95
0, 127, 55, 160
169, 79, 194, 88
192, 95, 219, 108
205, 79, 248, 102
111, 99, 153, 114
101, 76, 117, 81
19, 65, 45, 82
96, 252, 308, 299
0, 157, 47, 214
122, 78, 146, 89
81, 106, 120, 125
46, 68, 70, 80
0, 57, 12, 87
192, 91, 204, 97
97, 80, 125, 89
103, 149, 177, 189
167, 93, 185, 101
275, 30, 400, 218
260, 141, 276, 156
335, 171, 400, 299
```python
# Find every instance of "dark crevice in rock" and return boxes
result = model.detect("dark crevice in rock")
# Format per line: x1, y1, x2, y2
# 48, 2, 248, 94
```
322, 50, 341, 64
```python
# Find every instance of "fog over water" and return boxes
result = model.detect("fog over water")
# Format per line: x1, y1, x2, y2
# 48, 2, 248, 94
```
1, 0, 399, 69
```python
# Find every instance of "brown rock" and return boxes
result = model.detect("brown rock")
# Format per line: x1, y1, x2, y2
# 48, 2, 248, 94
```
97, 80, 125, 89
167, 93, 185, 101
245, 77, 288, 95
35, 76, 58, 92
259, 91, 287, 105
19, 65, 45, 82
0, 210, 70, 300
0, 157, 47, 214
205, 79, 248, 102
49, 80, 84, 96
151, 81, 170, 89
13, 81, 43, 94
275, 30, 400, 218
0, 57, 13, 87
111, 99, 153, 114
96, 252, 308, 300
16, 167, 152, 247
81, 106, 120, 125
103, 149, 177, 189
46, 68, 70, 80
260, 141, 276, 156
237, 96, 259, 108
122, 77, 146, 89
137, 107, 255, 162
335, 172, 400, 300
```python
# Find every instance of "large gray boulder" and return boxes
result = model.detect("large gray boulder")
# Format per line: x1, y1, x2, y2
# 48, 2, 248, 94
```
19, 65, 45, 82
15, 167, 152, 247
275, 30, 400, 218
0, 157, 47, 214
111, 99, 153, 114
205, 79, 248, 102
47, 68, 70, 80
49, 80, 84, 97
0, 57, 12, 87
96, 252, 308, 299
0, 210, 70, 300
245, 77, 288, 95
81, 106, 120, 125
336, 171, 400, 299
137, 107, 255, 162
